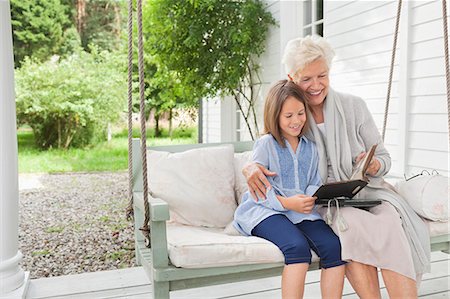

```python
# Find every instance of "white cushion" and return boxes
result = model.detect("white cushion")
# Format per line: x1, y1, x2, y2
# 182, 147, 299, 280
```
395, 174, 449, 222
234, 151, 253, 204
166, 222, 320, 268
425, 219, 450, 237
147, 145, 236, 228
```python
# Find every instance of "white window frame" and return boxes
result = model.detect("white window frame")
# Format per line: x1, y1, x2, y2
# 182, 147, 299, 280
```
303, 0, 323, 36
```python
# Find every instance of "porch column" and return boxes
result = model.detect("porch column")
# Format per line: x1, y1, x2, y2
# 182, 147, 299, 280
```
0, 0, 28, 297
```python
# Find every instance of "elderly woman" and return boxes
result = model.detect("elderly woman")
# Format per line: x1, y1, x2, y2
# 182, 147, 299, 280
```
244, 35, 430, 298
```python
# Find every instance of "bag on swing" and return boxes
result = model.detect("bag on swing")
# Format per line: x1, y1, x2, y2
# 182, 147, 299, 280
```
395, 172, 449, 222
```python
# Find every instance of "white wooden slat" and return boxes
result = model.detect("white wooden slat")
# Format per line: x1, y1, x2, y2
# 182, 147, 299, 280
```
327, 18, 396, 50
419, 292, 450, 299
332, 52, 396, 77
409, 148, 449, 170
409, 76, 446, 96
326, 1, 391, 27
411, 0, 442, 26
43, 285, 152, 299
409, 95, 448, 114
370, 113, 399, 130
364, 98, 399, 114
409, 114, 448, 133
337, 82, 399, 102
332, 66, 400, 87
422, 256, 450, 278
262, 44, 280, 59
171, 265, 320, 299
417, 277, 450, 298
326, 1, 396, 38
410, 57, 446, 79
410, 0, 438, 9
26, 267, 151, 299
260, 64, 282, 82
331, 35, 395, 61
264, 0, 278, 12
409, 132, 449, 152
325, 1, 356, 14
411, 39, 445, 62
263, 34, 281, 55
171, 276, 281, 299
411, 19, 445, 44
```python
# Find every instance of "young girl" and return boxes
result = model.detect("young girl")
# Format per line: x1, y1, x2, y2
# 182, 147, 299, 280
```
233, 80, 346, 299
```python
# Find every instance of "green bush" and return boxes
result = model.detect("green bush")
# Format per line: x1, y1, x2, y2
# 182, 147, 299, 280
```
15, 49, 126, 149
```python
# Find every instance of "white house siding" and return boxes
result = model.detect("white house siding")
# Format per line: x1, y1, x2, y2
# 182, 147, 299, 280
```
408, 0, 449, 176
325, 0, 449, 177
201, 98, 221, 143
201, 96, 238, 143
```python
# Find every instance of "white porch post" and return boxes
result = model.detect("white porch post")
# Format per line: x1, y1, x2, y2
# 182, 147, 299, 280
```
0, 1, 29, 298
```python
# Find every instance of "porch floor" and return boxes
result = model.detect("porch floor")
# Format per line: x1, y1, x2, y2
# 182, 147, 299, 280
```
27, 251, 449, 299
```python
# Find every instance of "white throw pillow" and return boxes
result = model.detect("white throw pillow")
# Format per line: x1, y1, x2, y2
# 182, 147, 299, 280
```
147, 145, 236, 228
233, 151, 253, 204
395, 174, 449, 222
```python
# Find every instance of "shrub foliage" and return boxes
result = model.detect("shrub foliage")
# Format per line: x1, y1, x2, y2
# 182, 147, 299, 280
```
16, 49, 126, 149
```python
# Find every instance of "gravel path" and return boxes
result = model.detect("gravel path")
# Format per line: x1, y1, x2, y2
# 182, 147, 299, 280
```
18, 172, 136, 279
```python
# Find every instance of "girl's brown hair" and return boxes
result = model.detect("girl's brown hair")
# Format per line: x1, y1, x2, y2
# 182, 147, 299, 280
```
263, 80, 309, 147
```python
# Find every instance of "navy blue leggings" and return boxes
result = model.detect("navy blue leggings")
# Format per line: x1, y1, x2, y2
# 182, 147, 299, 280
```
251, 214, 346, 269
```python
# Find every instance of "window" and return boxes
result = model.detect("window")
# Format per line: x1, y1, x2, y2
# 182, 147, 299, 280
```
303, 0, 323, 36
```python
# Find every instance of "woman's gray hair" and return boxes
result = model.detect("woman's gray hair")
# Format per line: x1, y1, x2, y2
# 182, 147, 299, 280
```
282, 35, 335, 77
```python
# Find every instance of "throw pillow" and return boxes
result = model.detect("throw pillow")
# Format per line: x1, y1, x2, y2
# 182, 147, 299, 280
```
395, 174, 449, 222
147, 145, 236, 228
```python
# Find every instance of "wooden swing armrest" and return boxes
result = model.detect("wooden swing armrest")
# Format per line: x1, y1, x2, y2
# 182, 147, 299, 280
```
133, 191, 170, 269
148, 195, 170, 222
133, 192, 170, 222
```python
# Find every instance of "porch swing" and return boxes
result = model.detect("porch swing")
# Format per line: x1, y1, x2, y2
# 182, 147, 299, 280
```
126, 0, 450, 298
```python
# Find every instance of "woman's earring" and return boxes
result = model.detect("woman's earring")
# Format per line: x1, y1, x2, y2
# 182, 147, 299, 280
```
287, 74, 294, 81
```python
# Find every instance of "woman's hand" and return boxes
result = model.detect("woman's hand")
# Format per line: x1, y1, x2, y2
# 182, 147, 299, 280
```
277, 194, 316, 214
355, 152, 381, 176
242, 163, 277, 200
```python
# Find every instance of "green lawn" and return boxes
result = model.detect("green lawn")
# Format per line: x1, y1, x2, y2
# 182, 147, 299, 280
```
18, 128, 197, 173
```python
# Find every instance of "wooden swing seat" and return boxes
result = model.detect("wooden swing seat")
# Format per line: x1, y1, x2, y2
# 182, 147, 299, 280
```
131, 139, 450, 299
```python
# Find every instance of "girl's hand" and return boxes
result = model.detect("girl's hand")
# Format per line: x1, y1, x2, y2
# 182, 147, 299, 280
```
278, 194, 316, 214
355, 152, 381, 176
243, 163, 277, 201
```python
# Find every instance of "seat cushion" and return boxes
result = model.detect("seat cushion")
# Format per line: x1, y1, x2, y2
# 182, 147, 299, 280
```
426, 219, 450, 237
147, 145, 236, 228
166, 222, 319, 268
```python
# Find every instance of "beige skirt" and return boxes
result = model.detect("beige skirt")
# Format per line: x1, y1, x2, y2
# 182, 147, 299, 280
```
319, 201, 416, 280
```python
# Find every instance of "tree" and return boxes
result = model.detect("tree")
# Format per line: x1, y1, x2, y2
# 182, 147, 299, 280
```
10, 0, 72, 67
143, 0, 276, 140
133, 56, 198, 137
15, 49, 126, 149
75, 0, 126, 52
